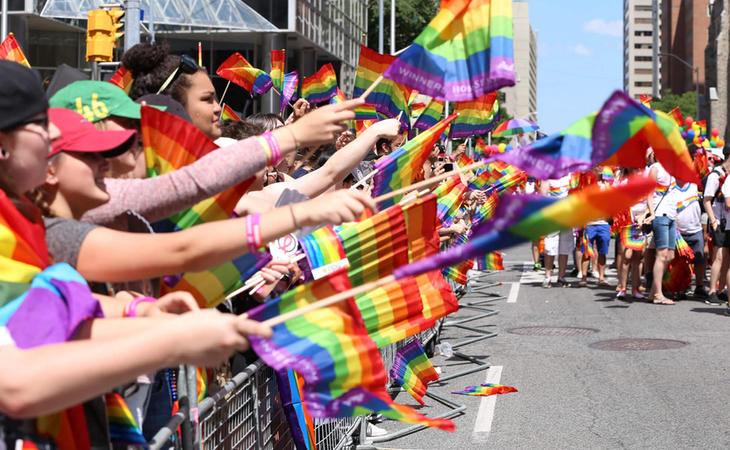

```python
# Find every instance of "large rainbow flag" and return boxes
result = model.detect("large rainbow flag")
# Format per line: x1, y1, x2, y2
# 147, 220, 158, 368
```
0, 33, 30, 67
247, 271, 454, 431
383, 0, 514, 101
413, 98, 445, 131
108, 65, 133, 94
373, 114, 459, 208
302, 63, 338, 104
216, 52, 273, 96
389, 338, 440, 405
449, 92, 500, 138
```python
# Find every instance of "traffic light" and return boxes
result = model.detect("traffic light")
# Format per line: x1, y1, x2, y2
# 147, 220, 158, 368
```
86, 8, 124, 62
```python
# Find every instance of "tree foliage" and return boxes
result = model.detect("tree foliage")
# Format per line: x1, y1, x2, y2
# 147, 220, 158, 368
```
650, 89, 697, 119
366, 0, 439, 52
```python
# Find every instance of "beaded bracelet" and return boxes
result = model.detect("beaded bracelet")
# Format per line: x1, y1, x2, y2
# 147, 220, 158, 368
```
246, 213, 262, 252
122, 297, 156, 318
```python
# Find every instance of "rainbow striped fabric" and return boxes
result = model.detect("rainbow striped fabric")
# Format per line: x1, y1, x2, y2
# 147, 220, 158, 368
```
221, 104, 241, 121
141, 106, 257, 307
330, 87, 347, 104
449, 92, 500, 138
581, 231, 596, 259
675, 231, 695, 260
383, 0, 514, 101
620, 225, 645, 251
216, 52, 273, 96
452, 383, 517, 396
640, 94, 652, 108
302, 63, 338, 104
676, 195, 699, 214
300, 225, 349, 280
353, 44, 412, 129
389, 338, 439, 405
373, 114, 459, 208
694, 149, 709, 177
443, 257, 473, 285
403, 194, 441, 262
108, 65, 133, 94
270, 49, 286, 91
601, 166, 615, 182
470, 191, 499, 231
0, 33, 30, 67
280, 71, 299, 112
474, 138, 489, 160
247, 271, 454, 431
413, 98, 445, 131
354, 103, 380, 121
105, 393, 147, 446
393, 175, 657, 280
277, 369, 316, 450
662, 256, 692, 293
432, 176, 468, 227
476, 251, 504, 270
456, 153, 475, 169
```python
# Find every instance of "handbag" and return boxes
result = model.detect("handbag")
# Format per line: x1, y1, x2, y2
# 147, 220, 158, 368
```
641, 188, 669, 234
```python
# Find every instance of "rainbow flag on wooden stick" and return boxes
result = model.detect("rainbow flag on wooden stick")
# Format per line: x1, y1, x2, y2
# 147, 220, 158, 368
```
217, 52, 273, 96
270, 49, 286, 91
109, 65, 133, 94
0, 33, 30, 67
279, 71, 299, 112
384, 0, 515, 101
221, 104, 241, 121
302, 63, 338, 104
389, 338, 440, 405
413, 98, 445, 131
449, 92, 499, 138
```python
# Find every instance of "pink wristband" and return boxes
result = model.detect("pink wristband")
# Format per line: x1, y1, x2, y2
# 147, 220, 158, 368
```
262, 132, 282, 166
123, 297, 156, 318
246, 213, 262, 252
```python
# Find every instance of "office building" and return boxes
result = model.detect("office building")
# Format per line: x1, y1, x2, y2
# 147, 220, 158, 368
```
502, 0, 537, 127
624, 0, 659, 100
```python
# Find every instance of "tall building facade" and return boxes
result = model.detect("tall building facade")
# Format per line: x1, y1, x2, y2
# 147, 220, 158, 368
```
502, 1, 537, 126
661, 0, 710, 95
624, 0, 659, 100
706, 0, 729, 140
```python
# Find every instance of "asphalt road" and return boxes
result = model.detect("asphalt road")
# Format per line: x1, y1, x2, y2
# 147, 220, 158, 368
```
367, 242, 730, 450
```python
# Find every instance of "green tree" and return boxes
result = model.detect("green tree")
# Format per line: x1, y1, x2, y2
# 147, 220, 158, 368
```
650, 89, 697, 120
366, 0, 439, 52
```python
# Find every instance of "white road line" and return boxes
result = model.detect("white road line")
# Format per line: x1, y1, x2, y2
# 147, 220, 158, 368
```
472, 365, 503, 441
507, 282, 520, 303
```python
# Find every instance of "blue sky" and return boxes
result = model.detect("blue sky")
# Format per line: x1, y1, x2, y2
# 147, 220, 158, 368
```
526, 1, 623, 135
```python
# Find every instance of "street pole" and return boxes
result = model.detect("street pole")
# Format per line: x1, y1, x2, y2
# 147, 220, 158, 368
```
652, 0, 659, 98
658, 52, 700, 119
390, 0, 395, 54
124, 0, 141, 51
1, 0, 8, 41
378, 0, 384, 54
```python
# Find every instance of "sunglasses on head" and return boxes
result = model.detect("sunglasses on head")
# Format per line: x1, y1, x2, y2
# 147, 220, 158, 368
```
157, 54, 201, 94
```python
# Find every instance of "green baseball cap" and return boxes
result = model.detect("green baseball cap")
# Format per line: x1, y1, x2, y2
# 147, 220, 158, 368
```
49, 80, 165, 123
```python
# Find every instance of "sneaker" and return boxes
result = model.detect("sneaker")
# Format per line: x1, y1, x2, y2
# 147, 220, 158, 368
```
569, 268, 579, 277
616, 289, 626, 299
533, 263, 542, 271
719, 291, 728, 303
556, 277, 571, 287
577, 272, 583, 279
706, 292, 724, 305
693, 286, 709, 299
725, 307, 730, 316
542, 278, 551, 288
632, 290, 646, 300
367, 423, 388, 437
591, 271, 600, 279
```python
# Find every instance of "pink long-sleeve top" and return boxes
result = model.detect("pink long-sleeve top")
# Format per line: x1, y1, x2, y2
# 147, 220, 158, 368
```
81, 136, 266, 229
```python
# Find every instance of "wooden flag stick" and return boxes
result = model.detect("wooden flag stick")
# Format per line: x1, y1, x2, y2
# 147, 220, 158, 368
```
226, 254, 307, 300
373, 161, 485, 204
350, 169, 378, 190
359, 75, 384, 100
219, 80, 231, 106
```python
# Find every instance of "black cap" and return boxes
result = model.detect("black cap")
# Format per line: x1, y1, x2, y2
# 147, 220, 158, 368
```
0, 60, 48, 130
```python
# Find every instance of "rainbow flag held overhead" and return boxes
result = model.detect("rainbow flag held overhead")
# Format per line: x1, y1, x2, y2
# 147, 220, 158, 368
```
217, 52, 273, 96
302, 63, 338, 104
105, 393, 147, 447
389, 338, 440, 405
108, 65, 133, 94
449, 92, 500, 138
221, 104, 241, 121
373, 114, 459, 208
393, 175, 657, 281
270, 49, 286, 91
247, 271, 455, 431
300, 225, 349, 280
0, 33, 30, 67
353, 44, 412, 129
410, 102, 427, 121
279, 71, 299, 112
476, 251, 504, 270
452, 383, 517, 396
383, 0, 514, 101
413, 98, 445, 131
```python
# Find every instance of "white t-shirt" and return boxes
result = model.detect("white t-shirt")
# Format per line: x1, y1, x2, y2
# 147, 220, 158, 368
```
706, 167, 727, 226
0, 326, 14, 347
650, 162, 678, 219
720, 174, 730, 230
547, 175, 571, 199
675, 183, 702, 234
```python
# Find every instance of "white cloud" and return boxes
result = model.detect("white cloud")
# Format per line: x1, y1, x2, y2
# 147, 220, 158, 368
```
583, 19, 622, 37
570, 44, 593, 56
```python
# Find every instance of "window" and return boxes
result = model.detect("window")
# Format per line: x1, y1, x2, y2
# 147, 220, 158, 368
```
635, 5, 652, 11
634, 81, 653, 87
635, 56, 652, 62
636, 18, 652, 24
635, 68, 653, 74
634, 43, 652, 49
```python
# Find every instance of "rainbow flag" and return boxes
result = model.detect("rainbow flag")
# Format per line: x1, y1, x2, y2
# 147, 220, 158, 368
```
470, 191, 498, 231
216, 52, 273, 96
353, 119, 378, 136
443, 258, 473, 285
662, 256, 693, 293
389, 338, 439, 405
601, 166, 615, 182
476, 251, 504, 270
410, 102, 427, 121
279, 71, 299, 112
373, 114, 459, 208
581, 231, 596, 259
108, 65, 133, 94
300, 225, 349, 280
141, 106, 258, 307
330, 87, 347, 104
475, 138, 489, 159
36, 404, 92, 450
456, 153, 475, 169
639, 94, 652, 108
404, 194, 441, 262
433, 175, 468, 227
221, 104, 241, 121
302, 63, 338, 104
105, 393, 147, 446
694, 149, 709, 177
449, 92, 500, 138
675, 231, 695, 260
354, 103, 380, 121
270, 49, 286, 91
413, 98, 445, 131
277, 369, 316, 450
0, 33, 30, 67
452, 383, 517, 396
669, 107, 684, 126
393, 175, 657, 280
247, 271, 454, 431
620, 225, 645, 251
383, 0, 514, 101
353, 44, 412, 129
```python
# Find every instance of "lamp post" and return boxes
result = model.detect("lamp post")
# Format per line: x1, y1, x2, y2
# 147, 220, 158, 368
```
658, 52, 700, 120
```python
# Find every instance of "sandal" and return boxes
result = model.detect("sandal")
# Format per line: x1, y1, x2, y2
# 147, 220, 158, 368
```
578, 280, 588, 287
597, 280, 610, 287
652, 297, 675, 305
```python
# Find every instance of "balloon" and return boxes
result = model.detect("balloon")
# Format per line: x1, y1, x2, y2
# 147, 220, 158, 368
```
712, 128, 720, 137
498, 143, 506, 152
718, 139, 725, 147
679, 126, 685, 133
505, 145, 513, 151
685, 116, 694, 126
687, 129, 695, 139
711, 140, 717, 148
693, 136, 701, 145
703, 139, 711, 149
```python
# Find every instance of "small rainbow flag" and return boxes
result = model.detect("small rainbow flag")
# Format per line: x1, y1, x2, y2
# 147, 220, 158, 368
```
330, 87, 347, 104
216, 52, 273, 96
675, 231, 695, 260
413, 98, 445, 131
432, 175, 467, 227
694, 149, 709, 177
270, 49, 286, 91
373, 114, 459, 208
470, 191, 499, 231
620, 225, 645, 251
279, 71, 299, 112
277, 369, 317, 450
302, 63, 338, 104
601, 166, 614, 182
354, 103, 380, 121
582, 231, 596, 259
403, 194, 441, 262
449, 92, 500, 138
474, 138, 489, 159
410, 102, 427, 121
0, 33, 30, 67
476, 251, 504, 270
669, 107, 684, 126
456, 153, 475, 169
383, 0, 514, 101
105, 393, 147, 446
452, 383, 517, 396
443, 256, 473, 285
221, 104, 241, 121
639, 94, 652, 108
389, 338, 439, 405
109, 65, 134, 94
300, 225, 349, 280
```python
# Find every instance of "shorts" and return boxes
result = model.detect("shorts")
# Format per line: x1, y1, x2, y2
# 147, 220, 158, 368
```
652, 215, 676, 250
710, 219, 729, 247
544, 230, 575, 256
586, 224, 611, 255
681, 230, 706, 265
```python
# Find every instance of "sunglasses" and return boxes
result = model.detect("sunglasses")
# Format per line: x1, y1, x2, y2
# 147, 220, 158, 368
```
157, 54, 201, 94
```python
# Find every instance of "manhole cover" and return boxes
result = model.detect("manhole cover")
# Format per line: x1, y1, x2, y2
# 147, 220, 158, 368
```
588, 338, 689, 351
507, 326, 599, 336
